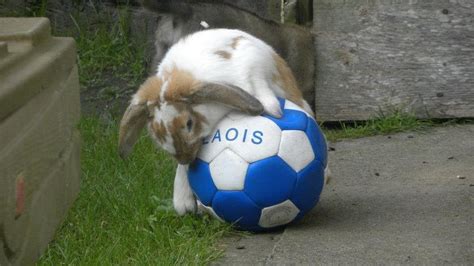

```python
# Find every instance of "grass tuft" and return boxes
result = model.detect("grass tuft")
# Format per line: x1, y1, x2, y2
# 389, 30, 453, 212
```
38, 117, 233, 265
322, 111, 434, 142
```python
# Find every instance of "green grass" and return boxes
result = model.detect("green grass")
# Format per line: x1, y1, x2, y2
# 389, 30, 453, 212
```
38, 117, 232, 265
69, 8, 147, 88
322, 111, 434, 142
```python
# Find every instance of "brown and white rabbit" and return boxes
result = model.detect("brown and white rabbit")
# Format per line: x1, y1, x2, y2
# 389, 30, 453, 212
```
119, 28, 315, 215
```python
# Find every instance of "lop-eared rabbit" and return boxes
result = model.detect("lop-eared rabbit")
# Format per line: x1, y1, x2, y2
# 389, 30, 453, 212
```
119, 29, 315, 215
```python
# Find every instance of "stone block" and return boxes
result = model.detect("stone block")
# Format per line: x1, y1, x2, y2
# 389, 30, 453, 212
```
0, 17, 81, 265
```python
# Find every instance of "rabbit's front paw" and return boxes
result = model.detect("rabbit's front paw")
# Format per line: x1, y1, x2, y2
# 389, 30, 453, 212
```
173, 188, 197, 216
260, 96, 283, 118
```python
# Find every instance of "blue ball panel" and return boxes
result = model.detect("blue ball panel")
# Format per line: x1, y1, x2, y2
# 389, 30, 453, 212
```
263, 109, 308, 131
244, 156, 297, 207
291, 160, 324, 215
306, 119, 328, 167
188, 159, 217, 206
212, 191, 262, 231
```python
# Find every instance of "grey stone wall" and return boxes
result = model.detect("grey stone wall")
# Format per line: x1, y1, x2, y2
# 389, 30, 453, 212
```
313, 0, 474, 120
223, 0, 281, 22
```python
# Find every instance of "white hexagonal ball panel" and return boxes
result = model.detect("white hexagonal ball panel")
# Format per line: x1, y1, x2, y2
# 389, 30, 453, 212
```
197, 117, 236, 163
198, 114, 282, 164
226, 111, 246, 121
278, 130, 315, 172
228, 115, 281, 163
258, 200, 300, 228
197, 200, 224, 222
210, 149, 248, 190
198, 136, 228, 163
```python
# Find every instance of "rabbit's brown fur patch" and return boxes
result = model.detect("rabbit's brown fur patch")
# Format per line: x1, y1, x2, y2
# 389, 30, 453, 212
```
230, 36, 245, 49
136, 76, 162, 105
163, 68, 200, 102
272, 53, 303, 106
215, 50, 232, 59
151, 120, 168, 142
168, 107, 207, 163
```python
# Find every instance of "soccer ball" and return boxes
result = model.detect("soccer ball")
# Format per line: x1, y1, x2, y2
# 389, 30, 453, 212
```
188, 98, 327, 231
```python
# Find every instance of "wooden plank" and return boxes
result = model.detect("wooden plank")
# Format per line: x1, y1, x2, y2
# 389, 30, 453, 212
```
313, 0, 474, 121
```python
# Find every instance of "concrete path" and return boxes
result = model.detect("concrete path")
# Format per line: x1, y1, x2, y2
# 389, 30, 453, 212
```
216, 125, 474, 265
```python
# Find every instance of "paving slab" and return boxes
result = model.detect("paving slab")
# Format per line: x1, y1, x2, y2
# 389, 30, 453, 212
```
217, 125, 474, 265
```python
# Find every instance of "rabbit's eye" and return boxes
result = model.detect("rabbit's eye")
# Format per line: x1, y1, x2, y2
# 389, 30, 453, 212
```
186, 119, 193, 132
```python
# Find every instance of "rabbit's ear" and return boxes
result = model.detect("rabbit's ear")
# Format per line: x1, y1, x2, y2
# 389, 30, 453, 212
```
118, 103, 148, 159
119, 76, 162, 159
187, 83, 264, 115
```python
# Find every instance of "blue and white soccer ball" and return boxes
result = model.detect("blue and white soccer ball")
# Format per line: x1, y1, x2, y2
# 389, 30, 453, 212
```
188, 98, 328, 231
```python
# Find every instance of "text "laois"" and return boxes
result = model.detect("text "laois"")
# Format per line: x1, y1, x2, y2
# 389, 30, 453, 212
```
203, 128, 263, 145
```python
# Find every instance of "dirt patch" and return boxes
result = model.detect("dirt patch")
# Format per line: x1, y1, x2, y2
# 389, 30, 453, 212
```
80, 70, 143, 120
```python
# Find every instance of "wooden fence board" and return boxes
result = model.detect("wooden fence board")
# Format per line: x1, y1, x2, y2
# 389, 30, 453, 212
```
313, 0, 474, 121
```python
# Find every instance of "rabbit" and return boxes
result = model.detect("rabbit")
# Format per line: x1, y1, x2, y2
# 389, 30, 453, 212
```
119, 28, 315, 215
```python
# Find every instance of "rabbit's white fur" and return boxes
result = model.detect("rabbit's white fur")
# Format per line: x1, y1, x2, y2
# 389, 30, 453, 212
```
155, 29, 299, 118
120, 28, 315, 215
173, 164, 196, 215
